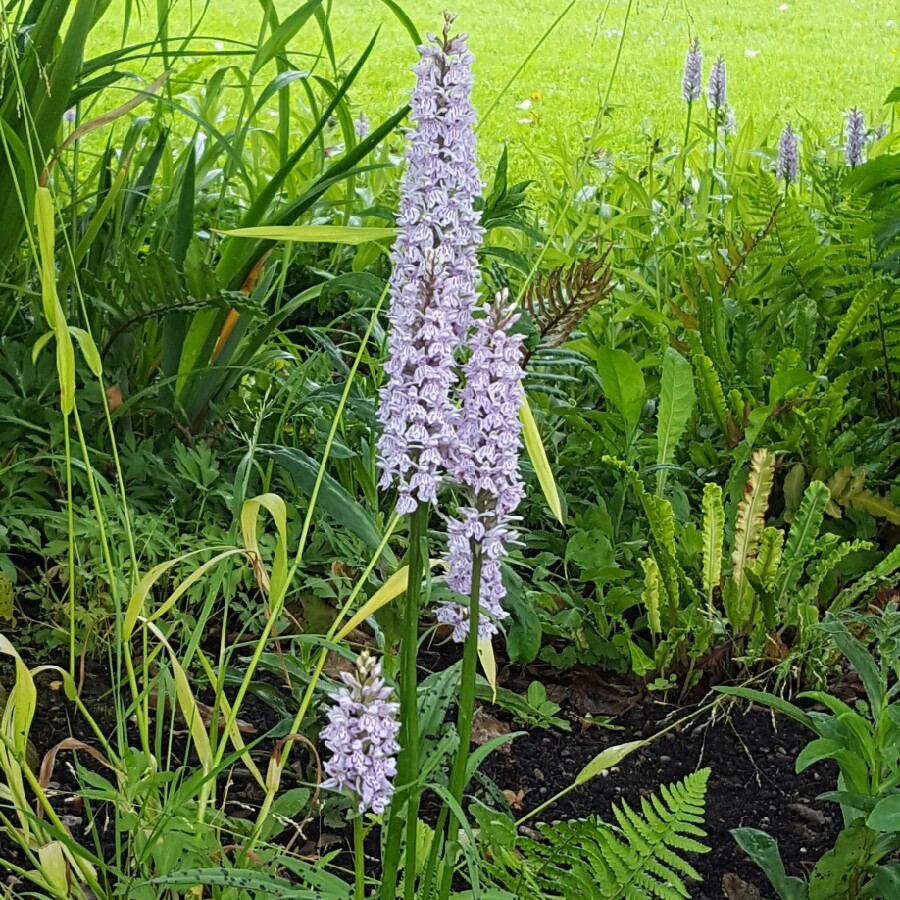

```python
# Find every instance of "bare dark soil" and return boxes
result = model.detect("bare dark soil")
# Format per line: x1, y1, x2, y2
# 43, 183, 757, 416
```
0, 652, 842, 899
480, 698, 839, 899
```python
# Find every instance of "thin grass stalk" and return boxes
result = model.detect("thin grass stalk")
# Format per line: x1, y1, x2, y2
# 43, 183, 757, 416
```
220, 284, 389, 788
241, 511, 401, 858
512, 0, 634, 310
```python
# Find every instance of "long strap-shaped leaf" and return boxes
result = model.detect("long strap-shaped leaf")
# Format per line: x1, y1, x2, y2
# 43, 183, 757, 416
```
701, 482, 724, 608
772, 480, 829, 610
656, 347, 695, 495
729, 449, 774, 628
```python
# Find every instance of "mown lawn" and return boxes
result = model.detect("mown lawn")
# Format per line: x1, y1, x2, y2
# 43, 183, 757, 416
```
92, 0, 899, 176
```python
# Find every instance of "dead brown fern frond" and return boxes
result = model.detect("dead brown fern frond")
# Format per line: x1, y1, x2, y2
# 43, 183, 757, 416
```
521, 248, 615, 366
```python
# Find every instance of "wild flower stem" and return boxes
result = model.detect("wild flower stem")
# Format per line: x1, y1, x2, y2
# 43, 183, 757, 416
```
381, 504, 428, 900
438, 542, 484, 900
354, 815, 365, 900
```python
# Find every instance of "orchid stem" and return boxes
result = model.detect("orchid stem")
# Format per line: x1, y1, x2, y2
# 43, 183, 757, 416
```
437, 542, 484, 900
381, 504, 428, 900
354, 816, 365, 900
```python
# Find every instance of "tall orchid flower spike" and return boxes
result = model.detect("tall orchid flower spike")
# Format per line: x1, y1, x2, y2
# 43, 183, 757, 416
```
376, 12, 484, 515
682, 37, 703, 102
707, 54, 727, 111
438, 289, 526, 641
845, 108, 866, 168
776, 122, 799, 183
321, 651, 401, 815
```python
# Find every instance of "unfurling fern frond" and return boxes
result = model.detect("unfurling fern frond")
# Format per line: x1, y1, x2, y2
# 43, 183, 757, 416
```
491, 769, 710, 899
522, 250, 614, 365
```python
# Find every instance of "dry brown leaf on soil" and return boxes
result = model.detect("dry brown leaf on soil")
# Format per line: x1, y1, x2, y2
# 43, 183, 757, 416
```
471, 706, 510, 751
722, 873, 762, 900
545, 667, 641, 718
502, 788, 526, 810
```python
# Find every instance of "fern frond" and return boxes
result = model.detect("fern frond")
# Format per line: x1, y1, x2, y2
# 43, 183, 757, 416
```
496, 769, 710, 900
832, 543, 900, 612
731, 449, 775, 589
522, 251, 614, 366
641, 557, 662, 635
655, 348, 696, 495
603, 456, 700, 620
817, 280, 884, 375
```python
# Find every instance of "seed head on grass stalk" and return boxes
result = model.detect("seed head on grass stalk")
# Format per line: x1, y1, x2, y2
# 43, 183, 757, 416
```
437, 289, 526, 641
376, 12, 484, 514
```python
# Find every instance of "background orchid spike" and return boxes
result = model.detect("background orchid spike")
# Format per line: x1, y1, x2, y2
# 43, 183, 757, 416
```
708, 54, 727, 110
321, 650, 400, 816
845, 108, 866, 168
682, 37, 703, 102
438, 289, 526, 642
375, 12, 484, 514
776, 122, 799, 183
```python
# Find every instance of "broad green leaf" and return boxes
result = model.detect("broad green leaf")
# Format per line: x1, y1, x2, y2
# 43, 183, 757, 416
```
655, 347, 695, 494
809, 820, 874, 897
501, 563, 541, 664
520, 397, 564, 524
731, 828, 808, 900
221, 225, 394, 245
261, 445, 389, 560
150, 868, 323, 898
596, 347, 646, 431
715, 686, 813, 730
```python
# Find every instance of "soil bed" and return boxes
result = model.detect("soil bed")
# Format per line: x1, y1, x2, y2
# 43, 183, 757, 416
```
0, 653, 842, 899
480, 697, 839, 899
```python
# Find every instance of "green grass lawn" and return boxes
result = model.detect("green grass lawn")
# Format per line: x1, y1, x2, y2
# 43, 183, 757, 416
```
92, 0, 900, 179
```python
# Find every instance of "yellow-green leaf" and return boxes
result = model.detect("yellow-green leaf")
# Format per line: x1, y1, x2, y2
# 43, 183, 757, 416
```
31, 331, 54, 364
69, 327, 102, 377
574, 740, 645, 786
477, 638, 497, 701
221, 225, 394, 245
144, 620, 213, 771
333, 559, 447, 642
520, 396, 564, 524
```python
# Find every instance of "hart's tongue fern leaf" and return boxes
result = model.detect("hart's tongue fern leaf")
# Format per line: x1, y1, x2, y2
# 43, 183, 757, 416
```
489, 768, 710, 899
